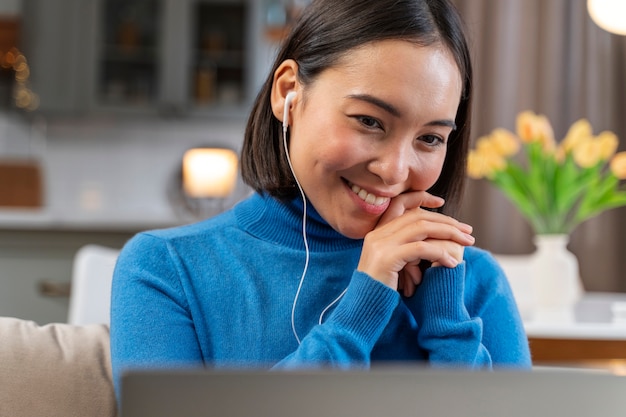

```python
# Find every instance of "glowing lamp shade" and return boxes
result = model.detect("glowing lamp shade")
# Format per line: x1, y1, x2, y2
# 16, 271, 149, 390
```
588, 0, 626, 35
182, 148, 238, 199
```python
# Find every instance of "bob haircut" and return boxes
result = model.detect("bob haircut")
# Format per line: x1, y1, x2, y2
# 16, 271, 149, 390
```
242, 0, 472, 217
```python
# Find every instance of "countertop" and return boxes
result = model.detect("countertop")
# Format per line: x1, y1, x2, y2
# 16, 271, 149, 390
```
524, 292, 626, 340
0, 206, 187, 232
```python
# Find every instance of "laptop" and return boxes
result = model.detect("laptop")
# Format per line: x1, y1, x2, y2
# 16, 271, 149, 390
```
121, 366, 626, 417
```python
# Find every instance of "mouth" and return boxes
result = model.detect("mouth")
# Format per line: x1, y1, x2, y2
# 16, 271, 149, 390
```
346, 181, 391, 207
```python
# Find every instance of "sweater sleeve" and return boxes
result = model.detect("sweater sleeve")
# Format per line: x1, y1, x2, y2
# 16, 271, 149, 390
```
403, 252, 532, 369
110, 233, 203, 401
273, 271, 400, 369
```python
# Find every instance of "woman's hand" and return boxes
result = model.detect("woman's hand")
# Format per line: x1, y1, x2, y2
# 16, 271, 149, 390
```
357, 191, 474, 296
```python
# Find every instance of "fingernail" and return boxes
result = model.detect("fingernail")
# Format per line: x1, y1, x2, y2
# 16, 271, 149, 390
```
448, 256, 459, 267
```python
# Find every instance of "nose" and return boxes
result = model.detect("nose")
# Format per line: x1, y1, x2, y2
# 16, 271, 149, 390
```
368, 138, 414, 186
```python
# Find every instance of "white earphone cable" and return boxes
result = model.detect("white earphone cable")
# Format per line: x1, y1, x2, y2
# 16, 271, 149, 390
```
285, 124, 310, 345
284, 104, 347, 345
318, 287, 348, 325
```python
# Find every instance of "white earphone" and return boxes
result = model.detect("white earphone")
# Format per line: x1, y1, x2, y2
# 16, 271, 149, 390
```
283, 91, 297, 130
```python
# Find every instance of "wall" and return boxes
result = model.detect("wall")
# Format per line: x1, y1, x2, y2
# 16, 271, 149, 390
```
0, 0, 21, 15
0, 113, 251, 224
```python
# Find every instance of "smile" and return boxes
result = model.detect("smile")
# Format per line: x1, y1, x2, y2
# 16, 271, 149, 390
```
349, 182, 390, 206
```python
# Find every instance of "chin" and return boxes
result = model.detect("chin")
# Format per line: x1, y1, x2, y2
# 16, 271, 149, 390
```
334, 221, 375, 240
340, 231, 367, 240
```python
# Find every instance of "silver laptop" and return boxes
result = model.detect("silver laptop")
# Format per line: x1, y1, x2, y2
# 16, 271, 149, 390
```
121, 366, 626, 417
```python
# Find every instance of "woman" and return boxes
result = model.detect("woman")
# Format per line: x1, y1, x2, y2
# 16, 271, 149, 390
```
110, 0, 531, 399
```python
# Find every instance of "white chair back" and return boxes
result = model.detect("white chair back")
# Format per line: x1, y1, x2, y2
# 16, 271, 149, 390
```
67, 244, 120, 326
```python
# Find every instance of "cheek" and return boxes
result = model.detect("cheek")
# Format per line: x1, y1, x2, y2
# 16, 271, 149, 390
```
321, 131, 359, 164
300, 124, 360, 170
413, 153, 447, 189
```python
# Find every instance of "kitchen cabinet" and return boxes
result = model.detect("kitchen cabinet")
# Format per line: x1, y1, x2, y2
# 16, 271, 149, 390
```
23, 0, 265, 117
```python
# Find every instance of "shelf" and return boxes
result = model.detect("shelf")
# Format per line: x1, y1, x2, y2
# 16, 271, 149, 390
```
100, 45, 159, 64
195, 50, 244, 69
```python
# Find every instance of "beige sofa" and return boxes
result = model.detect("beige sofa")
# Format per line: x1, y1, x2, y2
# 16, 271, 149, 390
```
0, 317, 118, 417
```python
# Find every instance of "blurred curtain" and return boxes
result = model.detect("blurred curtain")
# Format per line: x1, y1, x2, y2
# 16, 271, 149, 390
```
452, 0, 626, 291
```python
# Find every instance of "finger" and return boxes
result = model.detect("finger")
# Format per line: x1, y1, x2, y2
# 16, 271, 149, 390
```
398, 190, 445, 210
396, 240, 461, 269
400, 264, 422, 297
377, 191, 444, 228
401, 208, 474, 235
388, 218, 475, 247
411, 211, 473, 236
378, 206, 473, 237
428, 238, 466, 266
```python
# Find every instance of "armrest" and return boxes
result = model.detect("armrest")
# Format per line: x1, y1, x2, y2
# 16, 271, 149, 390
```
0, 317, 117, 417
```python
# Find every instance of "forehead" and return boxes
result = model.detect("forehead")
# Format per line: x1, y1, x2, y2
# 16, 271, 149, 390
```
310, 39, 463, 117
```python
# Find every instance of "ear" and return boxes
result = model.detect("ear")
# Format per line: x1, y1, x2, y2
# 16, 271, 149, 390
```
271, 59, 300, 124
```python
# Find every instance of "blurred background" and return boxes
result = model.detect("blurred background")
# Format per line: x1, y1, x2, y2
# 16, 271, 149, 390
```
0, 0, 624, 324
452, 0, 626, 295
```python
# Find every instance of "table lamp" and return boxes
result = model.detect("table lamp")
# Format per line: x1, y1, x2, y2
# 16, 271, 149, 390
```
181, 147, 239, 217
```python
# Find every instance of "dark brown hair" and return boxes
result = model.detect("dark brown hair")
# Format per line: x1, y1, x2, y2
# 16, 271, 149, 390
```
241, 0, 472, 216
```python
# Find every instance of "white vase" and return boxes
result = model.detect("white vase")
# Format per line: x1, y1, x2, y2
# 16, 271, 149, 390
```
530, 234, 584, 320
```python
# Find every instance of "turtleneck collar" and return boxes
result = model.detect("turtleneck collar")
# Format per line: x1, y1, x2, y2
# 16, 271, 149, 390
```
234, 192, 363, 252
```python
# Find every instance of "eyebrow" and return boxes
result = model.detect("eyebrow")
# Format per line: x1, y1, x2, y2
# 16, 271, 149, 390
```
345, 93, 457, 131
346, 93, 402, 118
427, 119, 457, 131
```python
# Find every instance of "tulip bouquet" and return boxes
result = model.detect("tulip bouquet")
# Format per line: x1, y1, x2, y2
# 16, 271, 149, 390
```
467, 111, 626, 235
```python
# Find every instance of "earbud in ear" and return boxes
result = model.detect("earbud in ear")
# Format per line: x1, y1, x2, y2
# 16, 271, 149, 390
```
283, 91, 297, 129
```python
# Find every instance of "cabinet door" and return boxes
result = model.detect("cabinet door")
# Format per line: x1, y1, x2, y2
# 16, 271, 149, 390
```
160, 0, 251, 116
0, 248, 71, 324
22, 0, 91, 115
94, 0, 163, 110
189, 0, 248, 110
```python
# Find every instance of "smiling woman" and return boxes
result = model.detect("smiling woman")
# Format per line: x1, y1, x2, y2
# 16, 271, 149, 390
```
110, 0, 532, 407
270, 41, 461, 240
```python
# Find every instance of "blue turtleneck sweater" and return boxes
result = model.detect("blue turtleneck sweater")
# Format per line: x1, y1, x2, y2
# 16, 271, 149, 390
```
110, 192, 531, 398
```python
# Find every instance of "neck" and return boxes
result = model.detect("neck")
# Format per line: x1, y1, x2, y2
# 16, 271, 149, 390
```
235, 193, 362, 252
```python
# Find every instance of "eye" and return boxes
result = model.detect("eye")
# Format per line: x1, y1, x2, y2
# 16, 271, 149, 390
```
418, 134, 446, 147
356, 115, 383, 130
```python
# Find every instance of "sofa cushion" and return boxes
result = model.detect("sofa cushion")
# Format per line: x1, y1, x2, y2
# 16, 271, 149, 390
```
0, 317, 117, 417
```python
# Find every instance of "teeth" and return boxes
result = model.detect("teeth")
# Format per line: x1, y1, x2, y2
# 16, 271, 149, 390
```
350, 183, 390, 206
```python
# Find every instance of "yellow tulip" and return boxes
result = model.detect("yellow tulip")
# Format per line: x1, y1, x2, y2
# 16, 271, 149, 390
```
516, 110, 555, 151
516, 111, 538, 143
475, 135, 494, 153
489, 128, 520, 157
572, 137, 602, 168
559, 118, 593, 154
467, 148, 507, 179
610, 152, 626, 179
596, 131, 619, 161
466, 150, 485, 179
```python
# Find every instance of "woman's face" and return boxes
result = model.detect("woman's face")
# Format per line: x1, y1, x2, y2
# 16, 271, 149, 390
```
287, 40, 463, 239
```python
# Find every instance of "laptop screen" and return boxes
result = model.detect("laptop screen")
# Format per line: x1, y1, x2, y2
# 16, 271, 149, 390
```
121, 367, 626, 417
